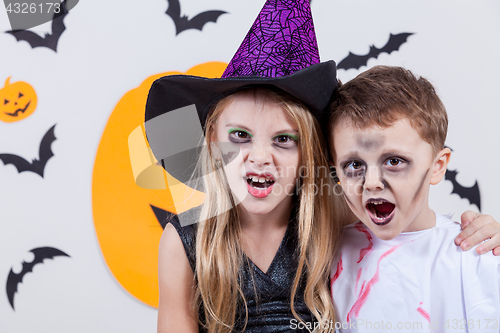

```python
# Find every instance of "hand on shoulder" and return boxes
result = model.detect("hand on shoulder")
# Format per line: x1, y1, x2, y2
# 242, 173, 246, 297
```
455, 211, 500, 256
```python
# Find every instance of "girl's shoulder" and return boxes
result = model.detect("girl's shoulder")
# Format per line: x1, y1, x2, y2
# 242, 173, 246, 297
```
157, 220, 200, 332
163, 213, 197, 271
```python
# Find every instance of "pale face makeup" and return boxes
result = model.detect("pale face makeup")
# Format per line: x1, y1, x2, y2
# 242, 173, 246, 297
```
213, 94, 300, 223
333, 118, 439, 240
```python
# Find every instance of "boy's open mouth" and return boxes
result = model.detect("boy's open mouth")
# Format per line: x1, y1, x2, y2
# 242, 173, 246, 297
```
246, 173, 275, 198
365, 198, 395, 225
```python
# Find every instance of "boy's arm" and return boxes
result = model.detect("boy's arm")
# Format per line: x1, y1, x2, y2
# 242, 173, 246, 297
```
455, 211, 500, 256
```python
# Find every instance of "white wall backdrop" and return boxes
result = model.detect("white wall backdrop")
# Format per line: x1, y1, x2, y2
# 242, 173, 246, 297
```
0, 0, 499, 332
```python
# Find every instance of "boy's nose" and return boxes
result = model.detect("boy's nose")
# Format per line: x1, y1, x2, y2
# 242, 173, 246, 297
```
248, 144, 272, 167
363, 166, 385, 191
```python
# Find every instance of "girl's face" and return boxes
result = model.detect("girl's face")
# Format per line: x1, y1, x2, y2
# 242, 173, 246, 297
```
212, 94, 300, 221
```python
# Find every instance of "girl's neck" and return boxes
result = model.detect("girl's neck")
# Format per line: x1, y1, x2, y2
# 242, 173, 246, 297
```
238, 197, 293, 232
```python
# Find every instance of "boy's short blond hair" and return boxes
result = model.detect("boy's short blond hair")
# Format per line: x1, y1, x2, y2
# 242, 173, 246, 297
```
329, 66, 448, 161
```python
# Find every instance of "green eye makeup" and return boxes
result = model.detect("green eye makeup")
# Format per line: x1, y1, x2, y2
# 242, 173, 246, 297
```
274, 133, 298, 141
228, 128, 253, 137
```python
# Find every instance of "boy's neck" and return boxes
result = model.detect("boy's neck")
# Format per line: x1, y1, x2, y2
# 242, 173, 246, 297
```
402, 206, 436, 233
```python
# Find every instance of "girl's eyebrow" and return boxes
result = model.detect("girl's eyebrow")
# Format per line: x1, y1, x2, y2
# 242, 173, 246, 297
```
225, 124, 251, 132
272, 128, 298, 134
226, 124, 298, 137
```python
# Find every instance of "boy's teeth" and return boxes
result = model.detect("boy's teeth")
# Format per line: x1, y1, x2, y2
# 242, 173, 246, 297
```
252, 176, 259, 182
258, 177, 266, 183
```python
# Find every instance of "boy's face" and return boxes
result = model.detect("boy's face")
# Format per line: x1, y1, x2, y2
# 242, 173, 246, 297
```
332, 117, 449, 240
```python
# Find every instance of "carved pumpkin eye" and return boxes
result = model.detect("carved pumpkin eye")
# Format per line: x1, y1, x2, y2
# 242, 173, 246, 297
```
18, 92, 23, 98
4, 99, 8, 105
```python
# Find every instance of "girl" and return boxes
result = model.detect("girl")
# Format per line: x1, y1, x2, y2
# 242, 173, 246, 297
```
145, 2, 346, 329
156, 88, 348, 332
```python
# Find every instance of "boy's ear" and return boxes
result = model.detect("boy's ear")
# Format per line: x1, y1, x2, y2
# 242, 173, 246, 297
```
430, 148, 452, 185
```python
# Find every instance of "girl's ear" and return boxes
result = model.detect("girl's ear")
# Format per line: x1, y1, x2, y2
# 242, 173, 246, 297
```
430, 147, 452, 185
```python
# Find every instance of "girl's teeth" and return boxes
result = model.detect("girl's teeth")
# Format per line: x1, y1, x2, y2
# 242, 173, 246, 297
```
247, 175, 273, 183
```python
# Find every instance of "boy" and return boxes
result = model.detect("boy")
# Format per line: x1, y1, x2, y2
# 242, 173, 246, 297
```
328, 66, 499, 332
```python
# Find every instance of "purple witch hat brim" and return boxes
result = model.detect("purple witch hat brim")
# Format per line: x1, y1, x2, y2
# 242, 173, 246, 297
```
222, 0, 319, 78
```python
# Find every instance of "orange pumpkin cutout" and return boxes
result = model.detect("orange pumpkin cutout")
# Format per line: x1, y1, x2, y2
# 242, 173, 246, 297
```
0, 77, 37, 122
92, 62, 227, 308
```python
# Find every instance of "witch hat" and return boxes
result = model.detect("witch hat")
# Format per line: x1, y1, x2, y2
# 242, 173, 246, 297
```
145, 0, 338, 183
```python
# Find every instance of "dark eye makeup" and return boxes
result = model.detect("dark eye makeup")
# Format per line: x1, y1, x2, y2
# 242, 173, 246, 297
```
228, 128, 252, 143
272, 133, 298, 148
383, 156, 409, 170
342, 160, 366, 177
227, 128, 298, 148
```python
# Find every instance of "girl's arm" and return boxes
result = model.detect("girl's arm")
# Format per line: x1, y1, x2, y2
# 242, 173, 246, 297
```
456, 211, 500, 255
157, 224, 199, 333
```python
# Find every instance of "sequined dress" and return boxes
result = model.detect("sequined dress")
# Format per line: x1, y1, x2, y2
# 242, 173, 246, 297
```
168, 215, 317, 332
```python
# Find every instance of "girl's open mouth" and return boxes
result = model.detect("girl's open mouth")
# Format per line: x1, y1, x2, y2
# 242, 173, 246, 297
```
365, 198, 395, 225
246, 173, 275, 198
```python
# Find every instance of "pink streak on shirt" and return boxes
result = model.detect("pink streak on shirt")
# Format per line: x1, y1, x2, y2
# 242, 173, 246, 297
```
358, 281, 365, 298
417, 306, 431, 322
331, 256, 343, 289
354, 223, 373, 263
355, 267, 362, 292
346, 245, 401, 322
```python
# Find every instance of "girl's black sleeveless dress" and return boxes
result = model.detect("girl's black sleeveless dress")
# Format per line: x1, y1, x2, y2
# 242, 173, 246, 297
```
167, 215, 318, 333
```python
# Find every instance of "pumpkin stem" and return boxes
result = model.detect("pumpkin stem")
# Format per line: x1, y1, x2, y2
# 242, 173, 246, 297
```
4, 77, 11, 87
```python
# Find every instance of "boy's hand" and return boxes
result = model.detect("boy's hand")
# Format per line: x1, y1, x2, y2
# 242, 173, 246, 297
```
455, 211, 500, 255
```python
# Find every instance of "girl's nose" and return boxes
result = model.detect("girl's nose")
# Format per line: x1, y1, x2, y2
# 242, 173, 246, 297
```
248, 144, 272, 167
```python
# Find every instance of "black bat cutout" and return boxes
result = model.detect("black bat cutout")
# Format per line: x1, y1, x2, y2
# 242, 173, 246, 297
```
166, 0, 228, 35
151, 204, 169, 229
150, 204, 201, 229
338, 32, 414, 70
6, 247, 70, 310
445, 169, 481, 212
0, 124, 57, 177
5, 0, 70, 52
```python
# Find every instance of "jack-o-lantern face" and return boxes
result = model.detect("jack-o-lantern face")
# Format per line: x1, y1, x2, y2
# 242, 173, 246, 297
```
0, 77, 37, 123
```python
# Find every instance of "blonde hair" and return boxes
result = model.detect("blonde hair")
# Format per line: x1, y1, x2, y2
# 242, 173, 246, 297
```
194, 88, 347, 332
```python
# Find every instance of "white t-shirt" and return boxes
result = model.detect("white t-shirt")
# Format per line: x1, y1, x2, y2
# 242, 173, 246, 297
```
330, 213, 500, 333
